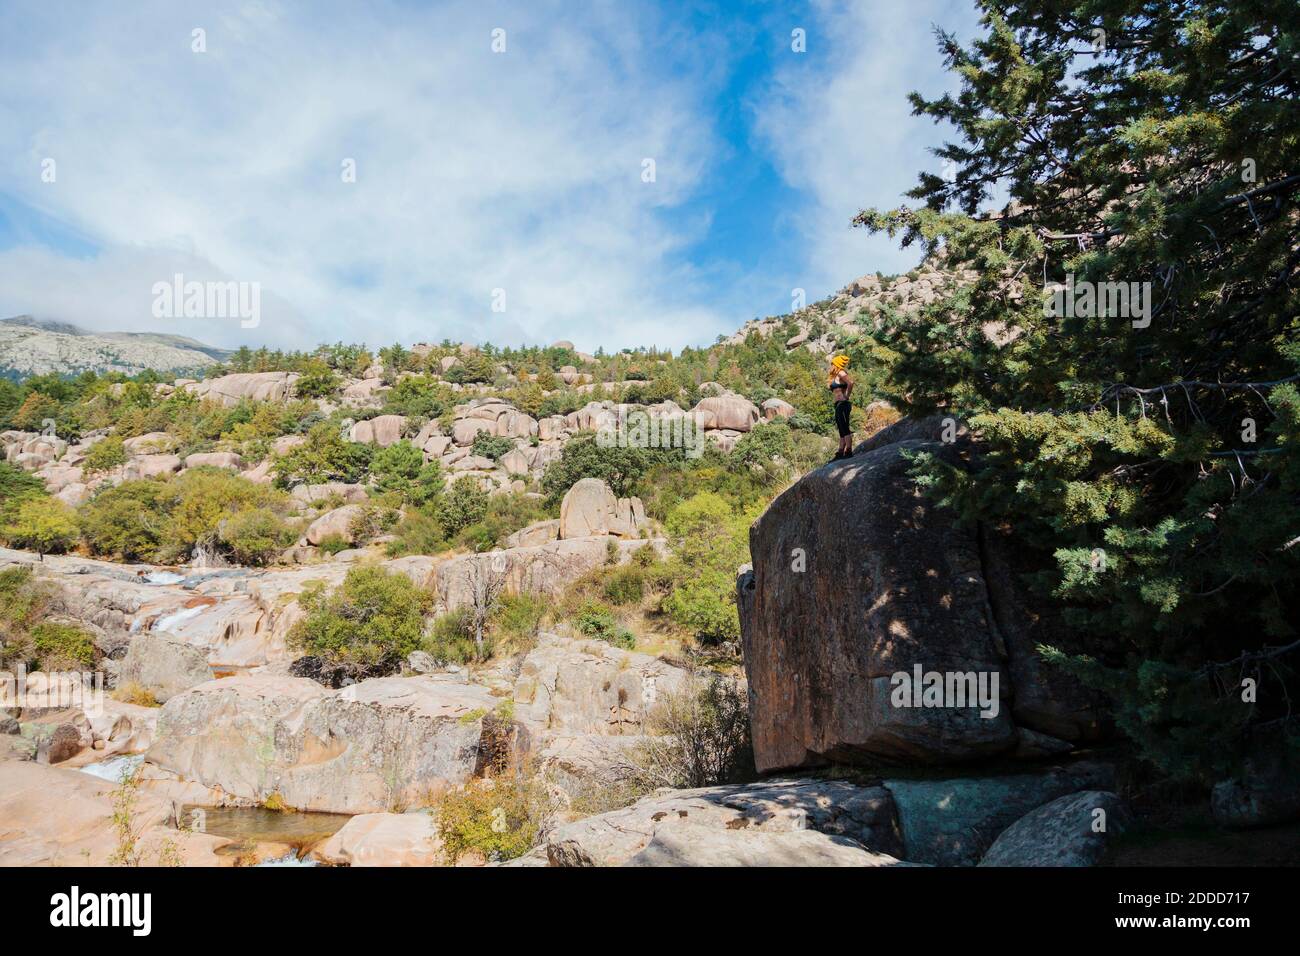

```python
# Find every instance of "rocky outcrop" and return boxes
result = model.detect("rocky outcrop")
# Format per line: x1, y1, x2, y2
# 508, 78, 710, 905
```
882, 761, 1116, 866
512, 633, 689, 736
690, 394, 760, 432
349, 415, 408, 447
184, 371, 299, 407
145, 674, 502, 813
184, 451, 243, 471
740, 438, 1015, 769
120, 633, 214, 703
432, 537, 657, 612
558, 478, 646, 539
304, 504, 365, 545
0, 761, 230, 866
312, 811, 442, 866
542, 778, 907, 866
978, 790, 1131, 867
739, 421, 1107, 772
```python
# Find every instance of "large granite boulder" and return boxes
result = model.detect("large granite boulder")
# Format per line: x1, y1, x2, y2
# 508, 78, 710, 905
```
349, 415, 408, 447
120, 632, 214, 704
543, 778, 907, 866
558, 478, 646, 539
146, 674, 502, 813
184, 371, 299, 407
305, 504, 366, 545
512, 633, 690, 736
184, 451, 244, 471
740, 438, 1015, 770
882, 761, 1116, 866
690, 394, 760, 432
978, 790, 1131, 867
311, 811, 442, 866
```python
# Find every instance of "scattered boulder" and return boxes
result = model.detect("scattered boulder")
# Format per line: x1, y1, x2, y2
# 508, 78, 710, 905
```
123, 454, 182, 480
146, 674, 501, 813
761, 397, 796, 421
544, 779, 907, 866
120, 632, 214, 703
312, 811, 442, 866
690, 394, 760, 432
305, 504, 366, 546
558, 478, 646, 539
349, 415, 408, 447
979, 790, 1131, 867
882, 761, 1116, 866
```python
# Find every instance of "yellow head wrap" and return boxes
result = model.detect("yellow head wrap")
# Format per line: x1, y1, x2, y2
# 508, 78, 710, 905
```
831, 354, 849, 371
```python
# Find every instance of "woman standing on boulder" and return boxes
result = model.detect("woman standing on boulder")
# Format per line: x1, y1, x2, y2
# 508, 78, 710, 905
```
828, 354, 854, 461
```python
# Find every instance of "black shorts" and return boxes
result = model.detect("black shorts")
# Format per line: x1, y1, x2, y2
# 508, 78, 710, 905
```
834, 399, 851, 437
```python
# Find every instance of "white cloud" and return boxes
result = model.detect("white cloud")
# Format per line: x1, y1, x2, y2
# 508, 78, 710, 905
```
0, 0, 723, 352
753, 0, 982, 296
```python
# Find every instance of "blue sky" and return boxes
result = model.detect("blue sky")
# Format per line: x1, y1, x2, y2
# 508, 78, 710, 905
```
0, 0, 982, 352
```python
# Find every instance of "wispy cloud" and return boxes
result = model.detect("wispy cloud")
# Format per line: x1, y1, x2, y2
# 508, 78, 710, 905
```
0, 0, 979, 352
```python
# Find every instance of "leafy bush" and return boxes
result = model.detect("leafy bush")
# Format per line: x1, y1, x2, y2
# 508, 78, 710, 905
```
1, 497, 78, 555
371, 442, 443, 508
0, 461, 46, 518
422, 608, 479, 664
157, 468, 287, 564
294, 359, 339, 399
601, 565, 644, 606
434, 776, 548, 863
30, 622, 96, 670
470, 432, 513, 461
218, 507, 293, 565
572, 600, 635, 649
290, 565, 433, 664
82, 434, 127, 474
433, 476, 489, 537
491, 594, 547, 651
659, 493, 754, 645
78, 480, 170, 561
385, 511, 448, 558
273, 422, 372, 486
541, 433, 650, 503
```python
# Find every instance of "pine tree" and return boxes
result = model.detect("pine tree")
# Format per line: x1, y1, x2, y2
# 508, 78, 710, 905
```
856, 0, 1299, 781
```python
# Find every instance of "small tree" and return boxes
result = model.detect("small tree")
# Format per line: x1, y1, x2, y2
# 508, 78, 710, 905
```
465, 557, 507, 660
1, 497, 78, 555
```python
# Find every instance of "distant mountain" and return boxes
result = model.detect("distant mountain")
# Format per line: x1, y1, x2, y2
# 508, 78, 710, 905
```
0, 316, 231, 378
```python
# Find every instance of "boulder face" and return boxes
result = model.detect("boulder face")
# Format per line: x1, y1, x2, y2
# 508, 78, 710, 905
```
978, 790, 1131, 867
512, 633, 689, 736
184, 371, 298, 407
739, 423, 1110, 772
146, 674, 501, 814
740, 439, 1016, 770
542, 779, 908, 867
558, 478, 645, 539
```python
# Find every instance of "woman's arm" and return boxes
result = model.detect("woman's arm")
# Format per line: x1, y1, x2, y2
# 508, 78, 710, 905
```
844, 375, 854, 399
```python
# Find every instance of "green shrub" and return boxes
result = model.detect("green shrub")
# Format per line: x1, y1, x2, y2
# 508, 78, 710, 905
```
273, 422, 372, 486
434, 777, 548, 863
541, 433, 651, 503
434, 476, 489, 537
601, 565, 644, 606
573, 600, 635, 649
294, 359, 339, 399
316, 534, 350, 556
470, 432, 513, 461
492, 594, 547, 651
290, 565, 432, 664
157, 468, 287, 564
217, 507, 292, 565
1, 497, 78, 555
78, 481, 170, 560
385, 511, 449, 557
30, 622, 96, 670
422, 608, 480, 664
82, 435, 127, 474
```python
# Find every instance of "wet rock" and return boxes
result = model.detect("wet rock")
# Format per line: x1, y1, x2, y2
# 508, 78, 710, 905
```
979, 790, 1131, 867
